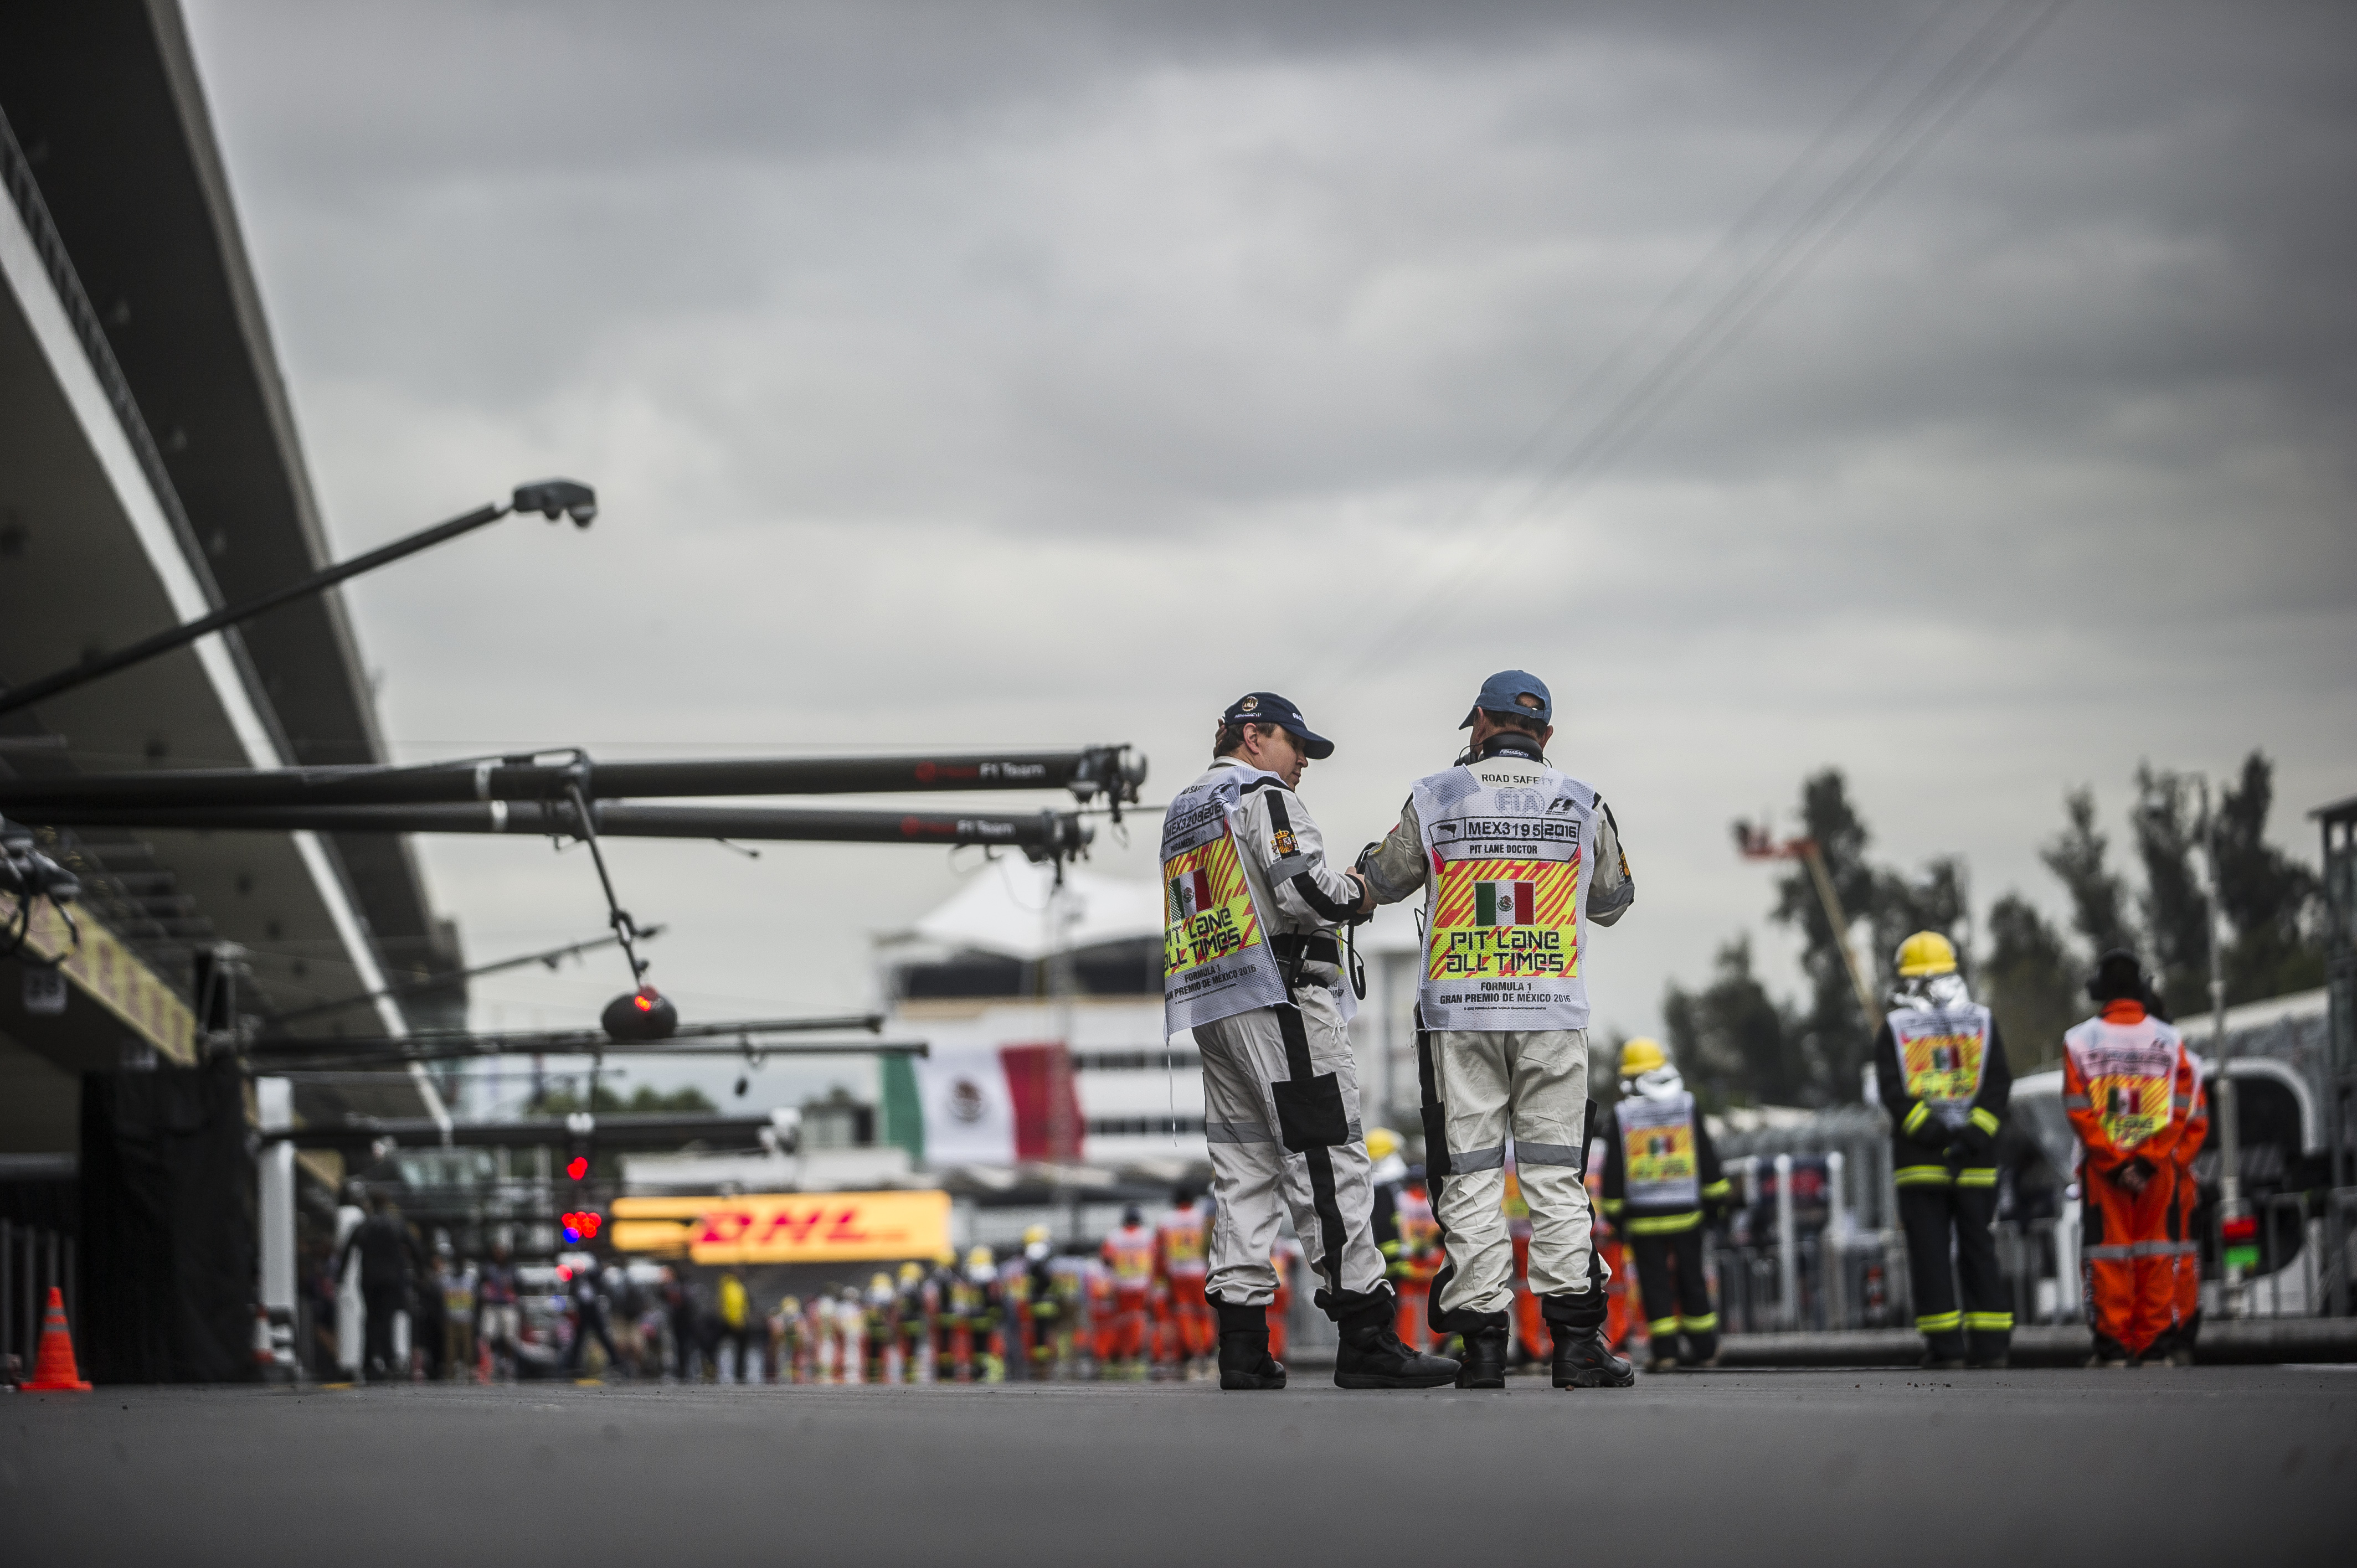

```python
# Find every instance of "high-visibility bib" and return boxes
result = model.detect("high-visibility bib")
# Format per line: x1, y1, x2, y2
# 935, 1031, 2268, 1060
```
1157, 1215, 1207, 1276
1396, 1187, 1440, 1262
1102, 1227, 1155, 1287
2065, 1015, 2183, 1152
1615, 1092, 1701, 1208
1888, 1004, 1992, 1132
1161, 765, 1290, 1031
1409, 762, 1594, 1030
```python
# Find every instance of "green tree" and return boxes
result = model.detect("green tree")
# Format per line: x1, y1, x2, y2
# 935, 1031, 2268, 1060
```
2130, 764, 2210, 1017
1980, 893, 2080, 1071
2214, 751, 2328, 1003
1662, 937, 1802, 1110
2040, 788, 2136, 956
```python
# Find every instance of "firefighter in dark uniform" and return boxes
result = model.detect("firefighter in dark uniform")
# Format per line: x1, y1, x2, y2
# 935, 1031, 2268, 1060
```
925, 1247, 962, 1380
1016, 1224, 1066, 1379
1875, 930, 2015, 1370
1598, 1038, 1730, 1371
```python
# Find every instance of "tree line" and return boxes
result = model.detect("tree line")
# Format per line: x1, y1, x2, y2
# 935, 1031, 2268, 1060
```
1663, 752, 2328, 1110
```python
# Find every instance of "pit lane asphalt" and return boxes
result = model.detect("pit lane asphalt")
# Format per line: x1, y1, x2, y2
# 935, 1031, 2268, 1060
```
5, 1368, 2346, 1565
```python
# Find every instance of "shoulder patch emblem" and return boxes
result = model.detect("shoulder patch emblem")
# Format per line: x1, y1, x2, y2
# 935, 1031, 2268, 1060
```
1270, 827, 1299, 858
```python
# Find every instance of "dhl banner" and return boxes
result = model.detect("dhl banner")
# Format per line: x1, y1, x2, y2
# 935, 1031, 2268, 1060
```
2, 893, 196, 1063
609, 1189, 951, 1265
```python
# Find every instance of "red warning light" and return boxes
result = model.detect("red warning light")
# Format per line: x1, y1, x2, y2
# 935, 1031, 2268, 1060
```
634, 993, 653, 1012
567, 1156, 589, 1181
559, 1210, 603, 1245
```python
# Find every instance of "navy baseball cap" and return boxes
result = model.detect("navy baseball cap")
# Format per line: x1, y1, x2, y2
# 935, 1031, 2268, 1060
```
1460, 669, 1552, 729
1222, 692, 1334, 759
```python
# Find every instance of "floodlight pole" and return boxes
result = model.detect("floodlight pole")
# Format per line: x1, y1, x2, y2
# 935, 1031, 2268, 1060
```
0, 480, 595, 720
1737, 825, 1877, 1020
2203, 777, 2247, 1314
1800, 841, 1881, 1022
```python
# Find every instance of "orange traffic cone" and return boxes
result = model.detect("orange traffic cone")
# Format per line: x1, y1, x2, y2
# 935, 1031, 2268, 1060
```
24, 1286, 91, 1391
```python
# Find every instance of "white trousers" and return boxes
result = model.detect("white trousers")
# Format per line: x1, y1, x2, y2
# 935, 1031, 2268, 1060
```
1429, 1028, 1603, 1316
1193, 980, 1387, 1307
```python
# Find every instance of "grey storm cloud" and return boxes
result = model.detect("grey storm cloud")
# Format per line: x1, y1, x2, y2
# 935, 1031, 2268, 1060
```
177, 0, 2356, 1104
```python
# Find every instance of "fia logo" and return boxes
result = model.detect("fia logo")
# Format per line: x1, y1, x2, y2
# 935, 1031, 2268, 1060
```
1495, 787, 1546, 815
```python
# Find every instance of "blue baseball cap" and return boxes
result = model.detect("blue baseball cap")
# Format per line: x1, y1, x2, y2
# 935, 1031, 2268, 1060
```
1460, 670, 1552, 729
1221, 692, 1334, 759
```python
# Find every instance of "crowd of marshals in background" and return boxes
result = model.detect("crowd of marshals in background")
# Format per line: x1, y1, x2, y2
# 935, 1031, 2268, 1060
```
621, 925, 2215, 1386
759, 1208, 1292, 1385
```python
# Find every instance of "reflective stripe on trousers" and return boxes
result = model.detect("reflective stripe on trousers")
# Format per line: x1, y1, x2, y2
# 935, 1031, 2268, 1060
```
1193, 982, 1385, 1309
1424, 1025, 1596, 1316
2085, 1239, 2183, 1259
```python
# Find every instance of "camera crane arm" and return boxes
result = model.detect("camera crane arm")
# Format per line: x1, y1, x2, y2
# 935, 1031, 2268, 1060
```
1, 800, 1097, 862
0, 746, 1145, 813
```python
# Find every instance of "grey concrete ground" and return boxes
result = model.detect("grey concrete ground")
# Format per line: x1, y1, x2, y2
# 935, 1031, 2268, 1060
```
4, 1369, 2348, 1565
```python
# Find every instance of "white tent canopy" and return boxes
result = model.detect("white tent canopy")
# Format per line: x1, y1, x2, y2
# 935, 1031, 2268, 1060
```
908, 857, 1164, 962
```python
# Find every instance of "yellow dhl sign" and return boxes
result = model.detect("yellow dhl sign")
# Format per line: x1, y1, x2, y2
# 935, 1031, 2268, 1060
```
609, 1190, 951, 1264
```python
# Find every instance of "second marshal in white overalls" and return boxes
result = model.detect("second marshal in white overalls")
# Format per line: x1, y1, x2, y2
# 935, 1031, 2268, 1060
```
1363, 705, 1633, 1325
1162, 753, 1388, 1313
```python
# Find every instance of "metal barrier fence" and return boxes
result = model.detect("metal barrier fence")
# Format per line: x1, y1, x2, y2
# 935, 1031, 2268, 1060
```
1, 1219, 75, 1384
1702, 1168, 2357, 1335
2231, 1187, 2357, 1321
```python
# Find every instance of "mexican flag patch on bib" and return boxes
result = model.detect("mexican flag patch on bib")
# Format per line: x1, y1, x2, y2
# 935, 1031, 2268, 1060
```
1474, 879, 1535, 927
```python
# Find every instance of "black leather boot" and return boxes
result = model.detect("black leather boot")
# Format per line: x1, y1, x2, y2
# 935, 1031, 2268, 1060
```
1542, 1290, 1634, 1390
1327, 1288, 1459, 1389
1453, 1313, 1511, 1390
1212, 1297, 1285, 1390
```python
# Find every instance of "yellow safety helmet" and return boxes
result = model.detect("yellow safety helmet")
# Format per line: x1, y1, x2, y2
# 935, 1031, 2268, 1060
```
1022, 1223, 1051, 1247
1365, 1127, 1402, 1163
899, 1261, 923, 1285
780, 1294, 801, 1314
1895, 930, 1959, 978
1618, 1037, 1666, 1078
936, 1246, 958, 1267
966, 1245, 995, 1270
869, 1271, 892, 1292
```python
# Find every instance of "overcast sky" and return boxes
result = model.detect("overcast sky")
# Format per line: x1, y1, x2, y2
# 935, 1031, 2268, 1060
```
180, 0, 2356, 1110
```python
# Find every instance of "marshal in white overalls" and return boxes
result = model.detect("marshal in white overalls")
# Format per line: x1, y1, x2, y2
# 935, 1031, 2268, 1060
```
1162, 758, 1388, 1312
1363, 737, 1634, 1321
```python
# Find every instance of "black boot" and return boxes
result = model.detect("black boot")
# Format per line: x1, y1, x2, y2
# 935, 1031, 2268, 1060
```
1542, 1290, 1634, 1390
1327, 1288, 1459, 1390
1212, 1297, 1285, 1391
1454, 1314, 1511, 1390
